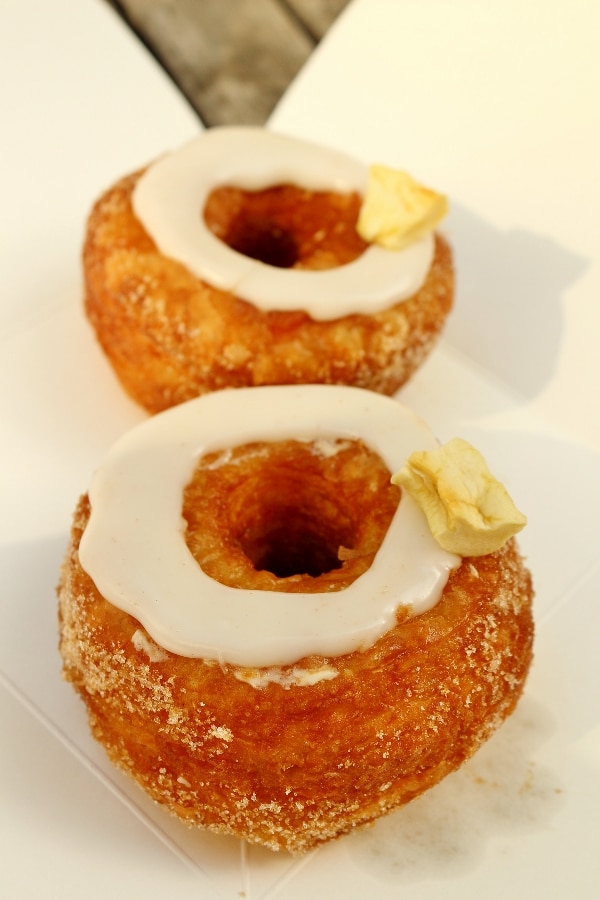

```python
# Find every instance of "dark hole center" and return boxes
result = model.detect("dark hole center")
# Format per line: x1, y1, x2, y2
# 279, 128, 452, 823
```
239, 505, 346, 579
224, 213, 299, 268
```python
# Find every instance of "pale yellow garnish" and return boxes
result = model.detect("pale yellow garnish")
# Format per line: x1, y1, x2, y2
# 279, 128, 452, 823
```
356, 164, 448, 250
391, 438, 527, 556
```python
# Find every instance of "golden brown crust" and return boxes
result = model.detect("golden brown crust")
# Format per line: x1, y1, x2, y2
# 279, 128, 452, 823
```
83, 171, 454, 413
204, 184, 369, 270
182, 438, 399, 590
58, 439, 533, 853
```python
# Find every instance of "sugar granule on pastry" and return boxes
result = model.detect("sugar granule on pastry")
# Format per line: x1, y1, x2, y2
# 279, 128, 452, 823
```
57, 385, 533, 853
83, 127, 454, 412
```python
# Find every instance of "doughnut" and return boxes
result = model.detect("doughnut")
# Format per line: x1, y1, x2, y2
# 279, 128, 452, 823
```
83, 127, 454, 413
57, 386, 533, 853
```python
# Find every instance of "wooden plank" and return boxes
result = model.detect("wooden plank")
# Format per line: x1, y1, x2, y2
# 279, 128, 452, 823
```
111, 0, 350, 125
284, 0, 349, 40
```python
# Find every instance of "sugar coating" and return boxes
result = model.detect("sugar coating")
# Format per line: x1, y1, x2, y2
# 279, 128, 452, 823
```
57, 492, 534, 853
83, 171, 454, 414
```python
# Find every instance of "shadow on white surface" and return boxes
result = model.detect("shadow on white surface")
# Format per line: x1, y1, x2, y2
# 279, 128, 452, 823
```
344, 694, 562, 884
444, 203, 588, 401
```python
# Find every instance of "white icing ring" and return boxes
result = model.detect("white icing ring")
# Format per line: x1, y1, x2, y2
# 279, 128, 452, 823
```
79, 386, 459, 667
132, 127, 434, 320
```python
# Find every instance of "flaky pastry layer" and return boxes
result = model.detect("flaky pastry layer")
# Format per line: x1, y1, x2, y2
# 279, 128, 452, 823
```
83, 173, 453, 412
58, 439, 533, 853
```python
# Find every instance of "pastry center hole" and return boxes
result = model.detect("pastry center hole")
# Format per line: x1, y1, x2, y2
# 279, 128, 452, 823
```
224, 213, 299, 269
203, 184, 368, 272
237, 496, 351, 579
183, 438, 399, 592
240, 502, 346, 578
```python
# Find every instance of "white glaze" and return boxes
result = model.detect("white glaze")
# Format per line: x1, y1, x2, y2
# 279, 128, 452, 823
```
233, 664, 340, 690
132, 127, 434, 319
79, 385, 460, 667
131, 629, 168, 663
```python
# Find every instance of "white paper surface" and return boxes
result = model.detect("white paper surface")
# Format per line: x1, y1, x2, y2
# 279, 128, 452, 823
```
2, 0, 600, 897
271, 0, 600, 453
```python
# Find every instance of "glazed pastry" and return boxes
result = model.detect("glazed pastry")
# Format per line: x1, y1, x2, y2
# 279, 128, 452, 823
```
58, 385, 533, 853
83, 127, 453, 412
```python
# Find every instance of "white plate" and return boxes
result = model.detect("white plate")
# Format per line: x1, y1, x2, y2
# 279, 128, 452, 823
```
1, 0, 599, 897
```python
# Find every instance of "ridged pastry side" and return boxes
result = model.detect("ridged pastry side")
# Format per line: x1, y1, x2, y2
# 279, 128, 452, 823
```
83, 172, 453, 413
58, 484, 533, 853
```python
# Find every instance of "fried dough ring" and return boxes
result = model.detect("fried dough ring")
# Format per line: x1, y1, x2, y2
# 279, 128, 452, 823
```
83, 170, 453, 413
58, 437, 533, 854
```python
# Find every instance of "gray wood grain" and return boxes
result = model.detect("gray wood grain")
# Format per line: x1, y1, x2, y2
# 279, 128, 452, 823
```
108, 0, 349, 125
285, 0, 348, 39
